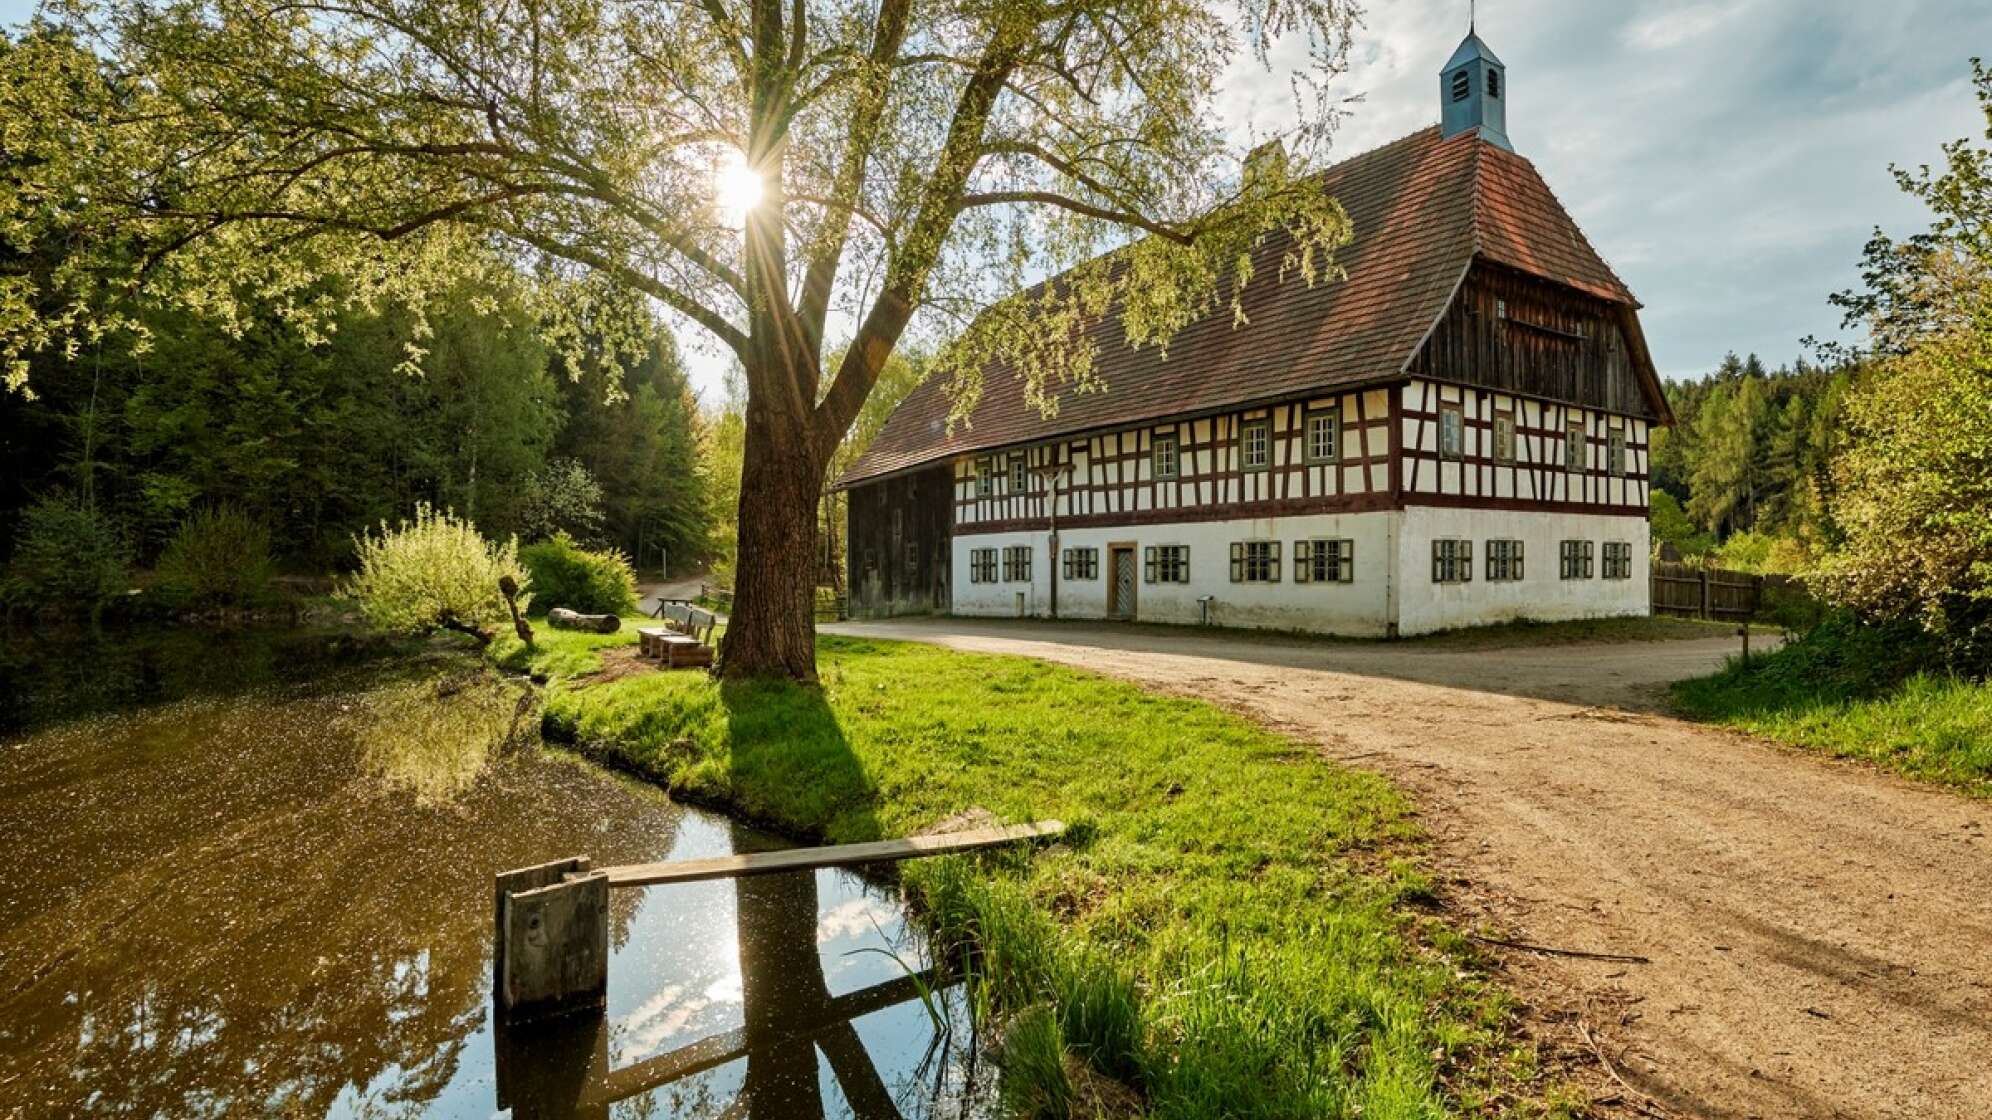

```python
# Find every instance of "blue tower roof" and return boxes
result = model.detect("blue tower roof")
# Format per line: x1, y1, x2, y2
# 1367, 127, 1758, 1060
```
1442, 32, 1504, 73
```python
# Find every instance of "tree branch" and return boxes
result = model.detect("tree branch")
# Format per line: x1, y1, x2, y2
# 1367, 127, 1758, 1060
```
955, 190, 1194, 244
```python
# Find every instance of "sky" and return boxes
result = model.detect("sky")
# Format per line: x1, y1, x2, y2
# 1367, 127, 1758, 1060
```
8, 0, 1989, 397
1261, 0, 1992, 384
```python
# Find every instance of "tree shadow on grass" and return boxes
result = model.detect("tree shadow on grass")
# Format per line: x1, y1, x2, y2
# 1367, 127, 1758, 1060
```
716, 675, 883, 845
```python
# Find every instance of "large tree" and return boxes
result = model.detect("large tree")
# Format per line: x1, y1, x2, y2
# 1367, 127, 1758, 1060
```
5, 0, 1357, 679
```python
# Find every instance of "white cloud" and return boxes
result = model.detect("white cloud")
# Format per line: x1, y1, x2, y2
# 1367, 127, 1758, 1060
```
1621, 2, 1752, 52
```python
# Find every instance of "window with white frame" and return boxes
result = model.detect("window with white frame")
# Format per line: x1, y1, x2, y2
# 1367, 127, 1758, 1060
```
969, 548, 998, 582
1602, 541, 1634, 580
1493, 411, 1516, 465
1002, 544, 1032, 582
1144, 545, 1190, 584
1153, 433, 1179, 480
1485, 539, 1525, 581
1239, 419, 1271, 472
1608, 427, 1627, 478
1559, 539, 1595, 579
1230, 540, 1281, 583
1431, 539, 1474, 583
975, 458, 994, 497
1009, 454, 1028, 492
1565, 422, 1586, 472
1305, 409, 1339, 464
1294, 539, 1355, 584
1061, 547, 1099, 580
1439, 405, 1465, 459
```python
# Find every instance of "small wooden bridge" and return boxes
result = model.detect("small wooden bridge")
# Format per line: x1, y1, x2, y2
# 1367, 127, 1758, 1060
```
493, 819, 1065, 1021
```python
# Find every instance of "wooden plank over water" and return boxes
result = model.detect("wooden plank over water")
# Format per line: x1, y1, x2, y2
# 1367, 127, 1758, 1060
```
593, 820, 1065, 888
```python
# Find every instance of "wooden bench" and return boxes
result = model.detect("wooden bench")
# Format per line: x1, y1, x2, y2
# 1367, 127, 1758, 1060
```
637, 605, 716, 669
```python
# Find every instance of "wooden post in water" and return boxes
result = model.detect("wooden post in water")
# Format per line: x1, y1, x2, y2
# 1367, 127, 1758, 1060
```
494, 856, 609, 1021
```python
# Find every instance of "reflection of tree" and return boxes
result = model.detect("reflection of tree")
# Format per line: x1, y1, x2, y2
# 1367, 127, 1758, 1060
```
0, 657, 678, 1118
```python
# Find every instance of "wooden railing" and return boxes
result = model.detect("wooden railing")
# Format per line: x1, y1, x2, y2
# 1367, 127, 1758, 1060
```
493, 821, 1064, 1022
691, 582, 845, 621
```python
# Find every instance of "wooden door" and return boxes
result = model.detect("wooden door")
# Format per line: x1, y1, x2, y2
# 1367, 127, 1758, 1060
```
1108, 546, 1136, 621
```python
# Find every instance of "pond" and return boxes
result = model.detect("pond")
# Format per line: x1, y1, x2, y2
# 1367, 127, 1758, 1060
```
0, 626, 991, 1119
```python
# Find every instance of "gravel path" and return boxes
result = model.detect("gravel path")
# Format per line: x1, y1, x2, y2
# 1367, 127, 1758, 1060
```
829, 617, 1992, 1120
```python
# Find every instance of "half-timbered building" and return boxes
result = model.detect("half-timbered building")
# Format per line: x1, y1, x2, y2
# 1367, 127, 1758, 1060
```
837, 31, 1669, 636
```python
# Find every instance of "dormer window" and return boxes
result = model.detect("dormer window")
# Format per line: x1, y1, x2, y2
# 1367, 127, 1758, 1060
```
1486, 69, 1501, 99
1450, 70, 1470, 101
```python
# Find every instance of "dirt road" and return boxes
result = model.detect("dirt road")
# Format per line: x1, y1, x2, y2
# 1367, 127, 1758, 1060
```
829, 617, 1992, 1120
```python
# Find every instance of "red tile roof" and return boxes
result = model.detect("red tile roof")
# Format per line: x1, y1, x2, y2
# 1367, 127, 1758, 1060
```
841, 126, 1649, 486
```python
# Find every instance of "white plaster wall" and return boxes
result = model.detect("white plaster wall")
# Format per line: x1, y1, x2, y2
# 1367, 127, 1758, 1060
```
953, 512, 1398, 635
950, 528, 1051, 618
1393, 506, 1650, 636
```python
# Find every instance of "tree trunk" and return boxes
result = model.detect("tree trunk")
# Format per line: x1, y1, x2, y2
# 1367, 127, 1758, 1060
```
719, 393, 825, 682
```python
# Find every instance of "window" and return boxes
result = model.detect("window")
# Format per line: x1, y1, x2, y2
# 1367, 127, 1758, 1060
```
1002, 544, 1032, 582
1450, 69, 1470, 101
1485, 539, 1525, 581
1559, 539, 1595, 580
1304, 409, 1339, 464
1486, 68, 1501, 99
1602, 541, 1634, 581
1144, 545, 1190, 584
1608, 428, 1627, 478
1431, 539, 1474, 583
1565, 422, 1587, 472
1295, 539, 1355, 584
864, 548, 878, 575
1239, 419, 1271, 472
905, 541, 919, 575
1062, 547, 1099, 581
1229, 540, 1281, 583
1009, 454, 1028, 493
1153, 433, 1179, 480
975, 458, 994, 497
1493, 411, 1516, 465
1439, 405, 1465, 460
969, 548, 998, 583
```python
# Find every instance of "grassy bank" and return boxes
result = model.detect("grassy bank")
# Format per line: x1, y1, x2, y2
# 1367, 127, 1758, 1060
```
496, 621, 1560, 1118
1674, 619, 1992, 795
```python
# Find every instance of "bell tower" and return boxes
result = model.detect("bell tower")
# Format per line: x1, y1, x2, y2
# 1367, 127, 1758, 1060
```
1439, 23, 1511, 151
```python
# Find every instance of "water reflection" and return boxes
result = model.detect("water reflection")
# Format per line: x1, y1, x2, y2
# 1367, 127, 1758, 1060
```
496, 825, 985, 1119
0, 630, 989, 1119
357, 668, 538, 801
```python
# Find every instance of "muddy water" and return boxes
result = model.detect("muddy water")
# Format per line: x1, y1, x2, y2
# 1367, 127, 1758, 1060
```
0, 629, 989, 1118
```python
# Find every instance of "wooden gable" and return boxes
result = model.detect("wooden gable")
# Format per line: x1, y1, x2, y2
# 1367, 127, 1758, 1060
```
1407, 262, 1662, 420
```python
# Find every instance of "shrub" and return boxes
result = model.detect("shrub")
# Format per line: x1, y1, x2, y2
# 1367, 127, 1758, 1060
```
1, 494, 127, 612
340, 503, 529, 644
514, 458, 607, 546
155, 505, 276, 608
518, 532, 637, 616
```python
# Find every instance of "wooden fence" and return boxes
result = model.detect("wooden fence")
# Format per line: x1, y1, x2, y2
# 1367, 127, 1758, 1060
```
1651, 562, 1797, 621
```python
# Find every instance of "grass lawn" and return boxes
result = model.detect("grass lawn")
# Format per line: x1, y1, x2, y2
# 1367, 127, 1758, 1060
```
494, 621, 1568, 1119
1674, 619, 1992, 796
